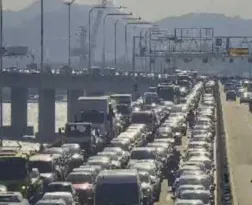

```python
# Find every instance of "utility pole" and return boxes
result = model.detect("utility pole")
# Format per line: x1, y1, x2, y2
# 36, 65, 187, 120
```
64, 0, 75, 70
41, 0, 44, 72
0, 0, 3, 137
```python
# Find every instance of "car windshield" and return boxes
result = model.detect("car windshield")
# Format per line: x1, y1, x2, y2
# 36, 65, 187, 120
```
80, 111, 105, 124
178, 178, 210, 188
95, 183, 139, 205
130, 150, 155, 160
132, 113, 153, 124
116, 105, 131, 115
65, 123, 92, 138
178, 186, 205, 193
43, 148, 63, 155
30, 161, 53, 173
67, 174, 93, 184
180, 192, 210, 204
0, 157, 27, 180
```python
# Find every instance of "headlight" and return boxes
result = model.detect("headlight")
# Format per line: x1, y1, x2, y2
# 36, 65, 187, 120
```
21, 186, 27, 190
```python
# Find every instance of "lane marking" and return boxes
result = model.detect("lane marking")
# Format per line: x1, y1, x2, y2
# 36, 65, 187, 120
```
220, 83, 238, 205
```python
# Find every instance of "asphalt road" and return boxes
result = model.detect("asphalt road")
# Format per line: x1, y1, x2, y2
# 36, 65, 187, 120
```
221, 86, 252, 205
156, 134, 188, 205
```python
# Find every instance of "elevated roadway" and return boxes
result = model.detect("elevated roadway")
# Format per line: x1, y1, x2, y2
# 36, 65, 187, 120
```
221, 85, 252, 205
0, 72, 162, 93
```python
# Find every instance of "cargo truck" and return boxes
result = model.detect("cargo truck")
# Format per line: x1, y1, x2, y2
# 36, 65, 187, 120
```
74, 96, 116, 143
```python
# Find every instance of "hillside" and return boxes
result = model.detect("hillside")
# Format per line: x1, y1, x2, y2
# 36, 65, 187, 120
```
2, 0, 252, 67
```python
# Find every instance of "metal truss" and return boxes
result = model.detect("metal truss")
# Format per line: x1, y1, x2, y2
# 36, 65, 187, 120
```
132, 27, 252, 72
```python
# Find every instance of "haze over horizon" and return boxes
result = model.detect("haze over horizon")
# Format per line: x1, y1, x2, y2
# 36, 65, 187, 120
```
3, 0, 252, 21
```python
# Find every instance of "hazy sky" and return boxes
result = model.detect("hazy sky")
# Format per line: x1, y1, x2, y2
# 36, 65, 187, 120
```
3, 0, 252, 21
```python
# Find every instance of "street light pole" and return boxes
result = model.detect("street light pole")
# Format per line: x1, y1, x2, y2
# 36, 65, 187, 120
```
114, 19, 119, 68
124, 21, 151, 66
0, 0, 3, 137
41, 0, 44, 72
114, 17, 140, 69
102, 12, 132, 68
88, 6, 121, 70
64, 0, 75, 70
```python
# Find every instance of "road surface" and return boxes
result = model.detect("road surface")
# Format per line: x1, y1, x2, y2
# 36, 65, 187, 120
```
156, 133, 188, 205
221, 85, 252, 205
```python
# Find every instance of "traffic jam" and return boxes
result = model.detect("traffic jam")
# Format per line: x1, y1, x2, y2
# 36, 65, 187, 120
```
0, 71, 217, 205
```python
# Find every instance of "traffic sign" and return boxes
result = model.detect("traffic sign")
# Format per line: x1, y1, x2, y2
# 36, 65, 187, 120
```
228, 48, 249, 56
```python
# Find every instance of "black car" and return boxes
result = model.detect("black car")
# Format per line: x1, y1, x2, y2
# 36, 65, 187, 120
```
226, 90, 236, 101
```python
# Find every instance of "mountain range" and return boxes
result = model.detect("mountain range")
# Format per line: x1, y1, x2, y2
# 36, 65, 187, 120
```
3, 0, 252, 68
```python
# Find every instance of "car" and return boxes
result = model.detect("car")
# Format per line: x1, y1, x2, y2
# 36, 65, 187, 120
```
45, 182, 77, 200
129, 161, 161, 201
0, 192, 29, 205
129, 147, 159, 166
226, 90, 236, 101
240, 92, 252, 104
94, 169, 143, 205
66, 172, 95, 204
178, 190, 213, 205
36, 199, 66, 205
41, 192, 75, 205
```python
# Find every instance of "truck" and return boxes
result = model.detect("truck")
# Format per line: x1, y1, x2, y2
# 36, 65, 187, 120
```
64, 122, 105, 154
110, 94, 132, 125
0, 147, 43, 200
143, 92, 160, 105
157, 84, 177, 102
74, 96, 116, 143
110, 94, 132, 106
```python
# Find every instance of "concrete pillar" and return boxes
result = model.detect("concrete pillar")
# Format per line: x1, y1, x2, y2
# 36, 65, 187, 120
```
11, 87, 28, 137
67, 89, 83, 122
38, 88, 55, 141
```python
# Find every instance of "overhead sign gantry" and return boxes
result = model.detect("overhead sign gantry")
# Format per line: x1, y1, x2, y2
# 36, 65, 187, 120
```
132, 27, 252, 72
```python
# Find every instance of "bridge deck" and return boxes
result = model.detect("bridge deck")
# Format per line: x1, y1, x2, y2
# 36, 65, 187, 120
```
221, 86, 252, 205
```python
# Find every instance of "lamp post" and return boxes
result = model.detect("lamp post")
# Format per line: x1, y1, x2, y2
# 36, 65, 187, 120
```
40, 0, 44, 72
102, 12, 132, 68
88, 5, 122, 69
124, 21, 151, 65
64, 0, 75, 70
114, 17, 140, 68
0, 0, 3, 138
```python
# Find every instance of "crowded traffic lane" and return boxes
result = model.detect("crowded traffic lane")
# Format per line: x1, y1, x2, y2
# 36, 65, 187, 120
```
156, 133, 188, 205
221, 86, 252, 205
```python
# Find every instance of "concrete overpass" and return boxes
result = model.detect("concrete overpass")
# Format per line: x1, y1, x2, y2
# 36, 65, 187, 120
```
0, 72, 162, 140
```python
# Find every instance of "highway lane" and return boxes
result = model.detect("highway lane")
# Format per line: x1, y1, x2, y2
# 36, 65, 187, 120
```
221, 85, 252, 205
156, 134, 188, 205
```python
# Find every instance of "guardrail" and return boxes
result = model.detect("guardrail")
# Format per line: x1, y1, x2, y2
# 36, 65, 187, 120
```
215, 80, 234, 205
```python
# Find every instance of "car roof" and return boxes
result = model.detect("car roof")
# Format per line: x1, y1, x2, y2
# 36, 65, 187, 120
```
131, 147, 156, 152
30, 154, 53, 161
